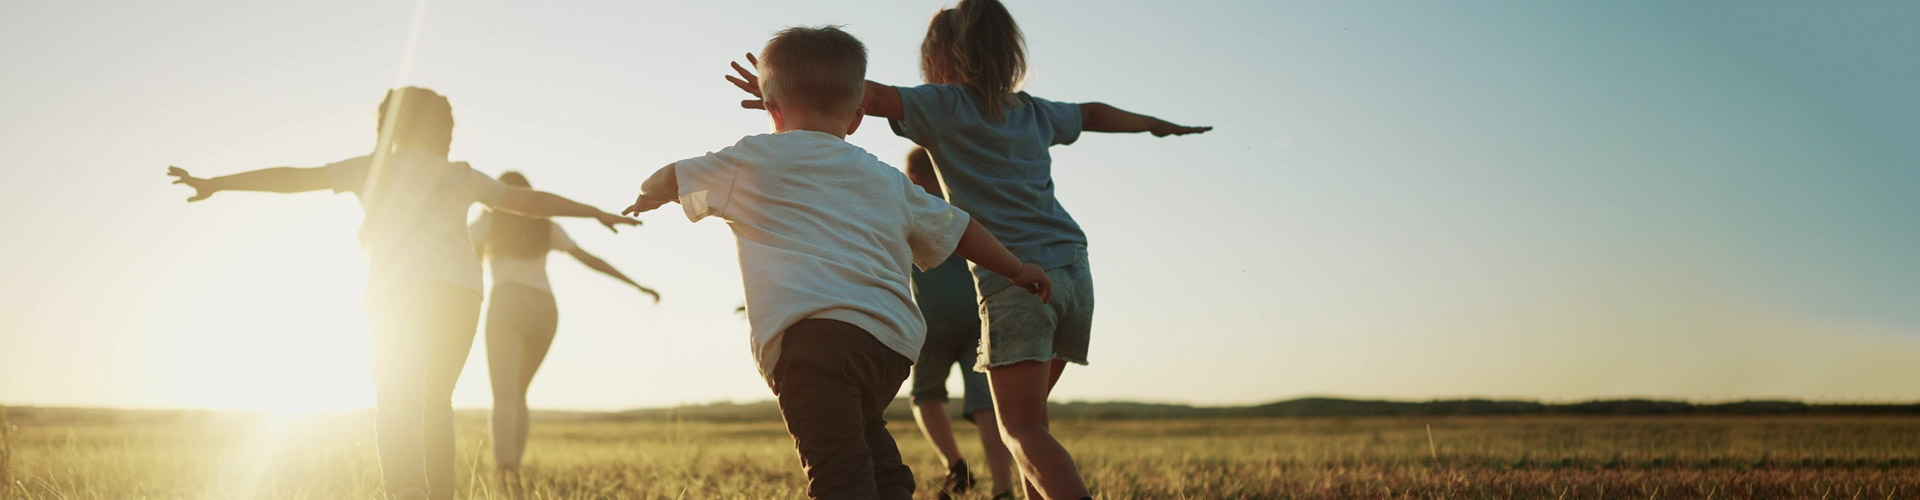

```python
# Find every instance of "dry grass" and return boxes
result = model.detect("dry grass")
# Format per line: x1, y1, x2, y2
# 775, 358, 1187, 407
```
5, 411, 1918, 499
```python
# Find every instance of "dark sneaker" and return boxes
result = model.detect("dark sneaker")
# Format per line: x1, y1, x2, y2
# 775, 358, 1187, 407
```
939, 459, 976, 498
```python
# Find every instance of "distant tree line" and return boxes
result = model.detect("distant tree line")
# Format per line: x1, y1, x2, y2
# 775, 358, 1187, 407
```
7, 398, 1917, 425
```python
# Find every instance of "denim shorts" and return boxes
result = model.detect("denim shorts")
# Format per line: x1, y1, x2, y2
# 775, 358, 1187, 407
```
909, 318, 994, 419
976, 255, 1093, 371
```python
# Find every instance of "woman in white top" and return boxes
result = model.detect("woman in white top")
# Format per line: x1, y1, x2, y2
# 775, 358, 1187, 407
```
470, 171, 659, 473
166, 87, 638, 500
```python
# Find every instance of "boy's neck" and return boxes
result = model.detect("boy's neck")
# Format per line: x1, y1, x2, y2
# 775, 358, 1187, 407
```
773, 109, 856, 139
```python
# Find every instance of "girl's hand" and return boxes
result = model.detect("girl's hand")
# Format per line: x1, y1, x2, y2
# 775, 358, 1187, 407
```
168, 166, 218, 202
638, 286, 662, 304
596, 211, 641, 233
727, 53, 766, 110
1009, 263, 1054, 304
1150, 121, 1213, 137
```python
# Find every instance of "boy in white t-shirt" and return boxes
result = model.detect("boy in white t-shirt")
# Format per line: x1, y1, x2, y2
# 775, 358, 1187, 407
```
622, 27, 1050, 500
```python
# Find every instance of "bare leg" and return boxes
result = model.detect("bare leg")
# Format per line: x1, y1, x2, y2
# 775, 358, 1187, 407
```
370, 316, 428, 500
971, 408, 1016, 496
486, 287, 557, 472
513, 317, 555, 463
990, 359, 1087, 500
912, 401, 965, 467
421, 298, 479, 500
486, 320, 526, 472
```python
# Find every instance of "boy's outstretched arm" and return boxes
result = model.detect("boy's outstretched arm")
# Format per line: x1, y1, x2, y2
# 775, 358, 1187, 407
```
166, 166, 329, 202
497, 188, 639, 233
1080, 102, 1213, 137
622, 163, 678, 216
724, 53, 903, 120
952, 219, 1053, 303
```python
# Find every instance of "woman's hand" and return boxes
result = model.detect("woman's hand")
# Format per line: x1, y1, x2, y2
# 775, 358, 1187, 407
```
1009, 263, 1054, 304
596, 211, 641, 233
727, 53, 766, 110
167, 166, 219, 202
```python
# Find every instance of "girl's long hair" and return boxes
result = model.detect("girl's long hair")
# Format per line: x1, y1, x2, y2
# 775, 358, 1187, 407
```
921, 0, 1027, 121
357, 87, 456, 249
485, 171, 549, 259
375, 87, 454, 157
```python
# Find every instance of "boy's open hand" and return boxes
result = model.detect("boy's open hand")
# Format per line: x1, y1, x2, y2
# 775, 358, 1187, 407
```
1151, 121, 1213, 137
727, 53, 766, 110
622, 195, 671, 216
596, 211, 641, 233
167, 166, 217, 202
1010, 263, 1053, 304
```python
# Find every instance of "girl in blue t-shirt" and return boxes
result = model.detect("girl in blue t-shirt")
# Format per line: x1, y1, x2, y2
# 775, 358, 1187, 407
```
726, 2, 1211, 498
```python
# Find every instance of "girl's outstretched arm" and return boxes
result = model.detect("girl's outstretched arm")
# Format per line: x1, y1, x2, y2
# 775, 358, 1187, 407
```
724, 53, 902, 119
496, 188, 639, 233
167, 166, 329, 202
952, 218, 1053, 303
1080, 102, 1213, 137
567, 247, 660, 303
859, 80, 903, 120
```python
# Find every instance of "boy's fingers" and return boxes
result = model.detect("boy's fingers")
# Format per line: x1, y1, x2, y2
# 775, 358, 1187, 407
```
745, 52, 758, 66
741, 100, 766, 109
725, 75, 758, 96
729, 62, 758, 84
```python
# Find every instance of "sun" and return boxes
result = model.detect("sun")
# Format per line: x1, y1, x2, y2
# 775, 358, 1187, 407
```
139, 204, 379, 414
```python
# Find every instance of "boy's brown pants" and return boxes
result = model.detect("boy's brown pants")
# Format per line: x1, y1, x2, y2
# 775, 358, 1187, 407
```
772, 319, 916, 500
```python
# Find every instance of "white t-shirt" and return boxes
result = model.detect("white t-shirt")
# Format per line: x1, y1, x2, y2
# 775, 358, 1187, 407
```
674, 131, 972, 384
326, 151, 507, 295
468, 212, 578, 293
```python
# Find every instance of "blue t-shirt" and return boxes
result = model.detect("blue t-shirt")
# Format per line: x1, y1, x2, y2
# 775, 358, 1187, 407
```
912, 254, 981, 327
890, 84, 1088, 295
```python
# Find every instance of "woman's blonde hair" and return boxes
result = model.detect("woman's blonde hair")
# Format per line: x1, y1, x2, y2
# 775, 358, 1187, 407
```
921, 0, 1027, 121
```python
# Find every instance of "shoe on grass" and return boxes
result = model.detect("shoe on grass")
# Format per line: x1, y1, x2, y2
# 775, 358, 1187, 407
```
941, 459, 976, 496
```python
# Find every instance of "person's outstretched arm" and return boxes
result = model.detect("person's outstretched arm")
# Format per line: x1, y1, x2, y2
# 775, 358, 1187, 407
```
622, 164, 679, 216
567, 247, 660, 303
725, 53, 904, 120
951, 219, 1053, 303
166, 166, 329, 202
496, 188, 639, 233
1080, 102, 1212, 137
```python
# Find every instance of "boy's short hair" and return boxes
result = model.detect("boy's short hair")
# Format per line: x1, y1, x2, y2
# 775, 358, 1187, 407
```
759, 26, 867, 115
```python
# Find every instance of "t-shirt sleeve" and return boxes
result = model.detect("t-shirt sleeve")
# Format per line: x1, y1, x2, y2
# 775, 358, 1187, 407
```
673, 143, 746, 222
889, 84, 969, 144
902, 175, 972, 271
323, 156, 373, 194
549, 222, 577, 252
457, 162, 508, 207
1030, 95, 1084, 146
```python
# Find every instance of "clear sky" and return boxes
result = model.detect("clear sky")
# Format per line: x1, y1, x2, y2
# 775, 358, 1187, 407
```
2, 1, 1916, 412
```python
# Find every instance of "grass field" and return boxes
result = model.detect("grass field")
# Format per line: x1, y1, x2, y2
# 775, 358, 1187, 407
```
4, 407, 1919, 499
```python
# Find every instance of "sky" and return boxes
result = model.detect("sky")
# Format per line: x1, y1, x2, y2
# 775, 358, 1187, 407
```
1, 1, 1916, 412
